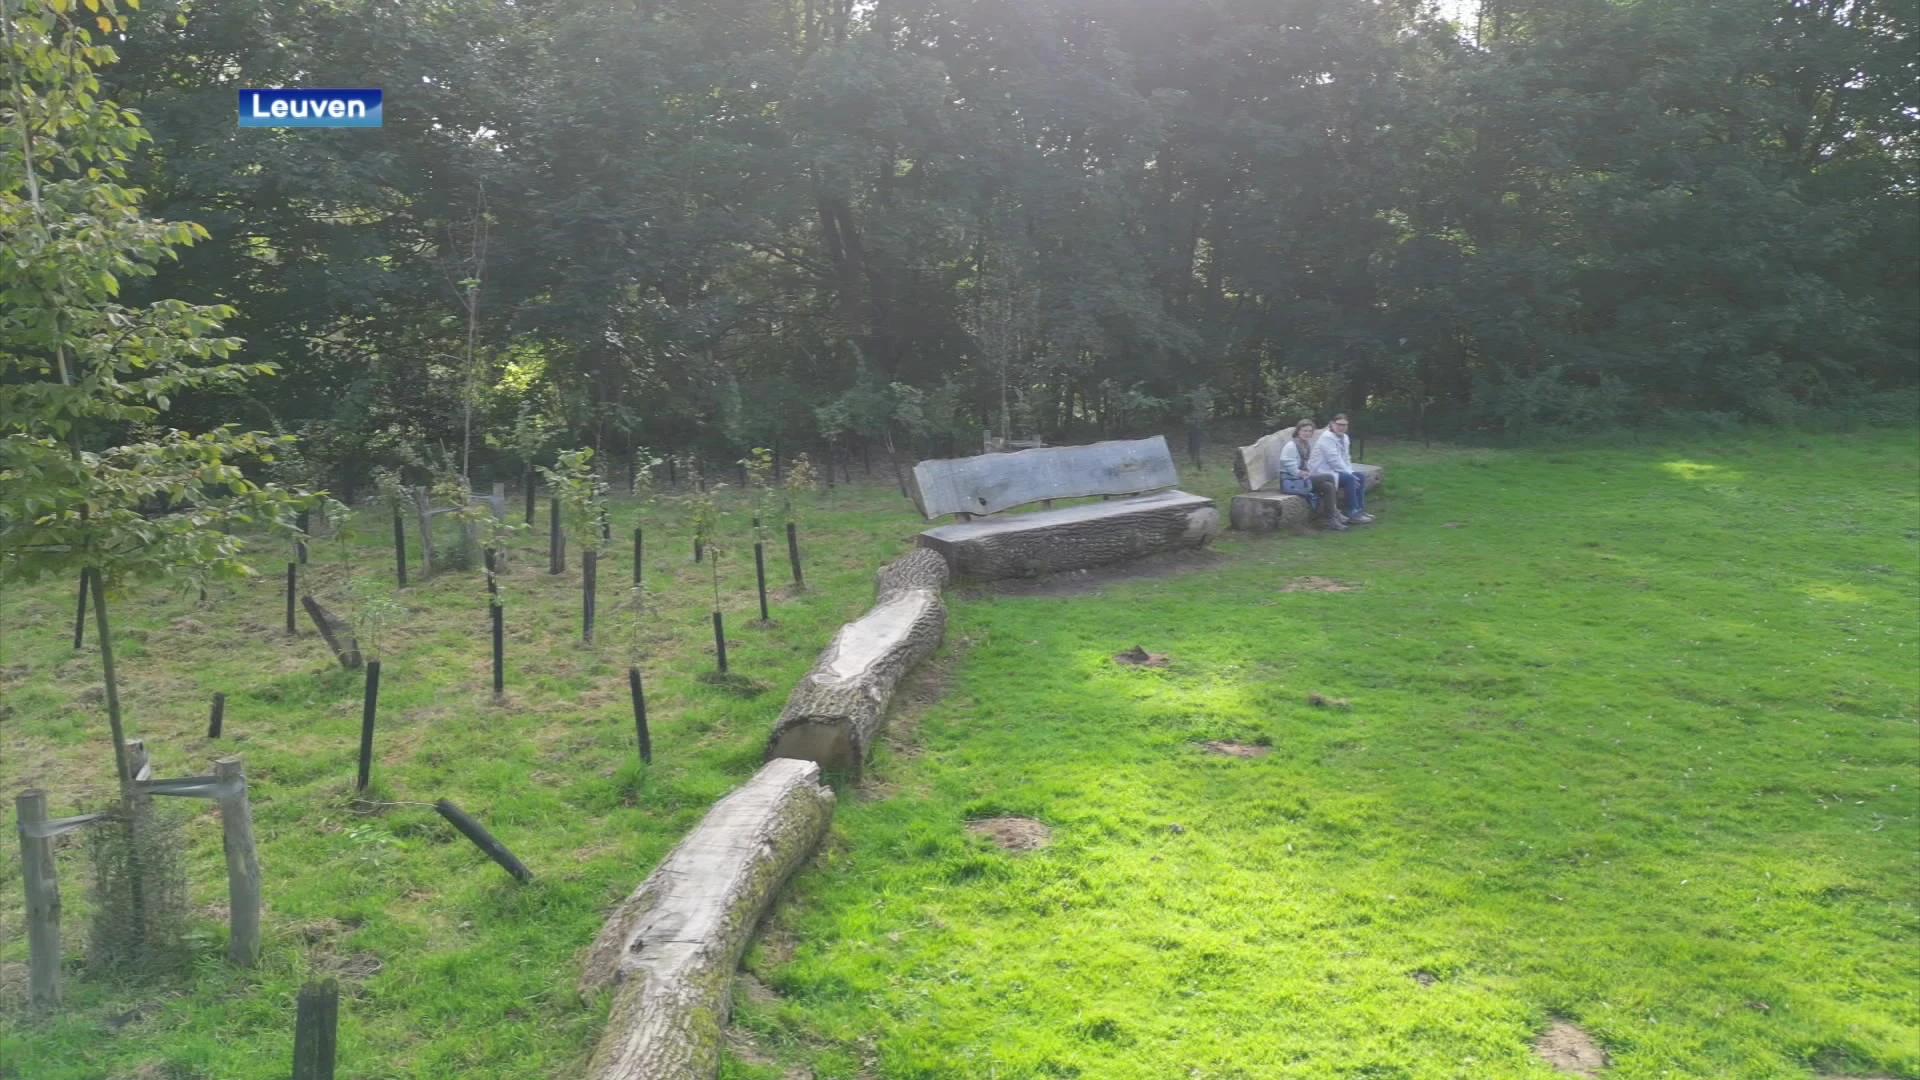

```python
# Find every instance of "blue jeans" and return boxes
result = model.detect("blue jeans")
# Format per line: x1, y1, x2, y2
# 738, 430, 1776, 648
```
1334, 471, 1366, 516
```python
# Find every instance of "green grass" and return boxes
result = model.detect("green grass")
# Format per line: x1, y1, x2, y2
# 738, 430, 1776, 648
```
725, 433, 1920, 1080
4, 432, 1917, 1079
0, 474, 923, 1078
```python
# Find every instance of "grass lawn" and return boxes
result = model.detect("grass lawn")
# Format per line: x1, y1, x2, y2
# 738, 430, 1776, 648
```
727, 431, 1920, 1080
3, 430, 1916, 1079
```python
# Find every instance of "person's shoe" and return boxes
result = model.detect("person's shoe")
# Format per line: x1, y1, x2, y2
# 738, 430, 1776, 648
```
1324, 519, 1349, 531
1349, 513, 1375, 524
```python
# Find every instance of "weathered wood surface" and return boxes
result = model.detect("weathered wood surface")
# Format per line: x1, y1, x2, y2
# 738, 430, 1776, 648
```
908, 436, 1180, 518
579, 758, 834, 1080
917, 490, 1219, 580
301, 595, 363, 669
1230, 491, 1312, 533
1234, 427, 1383, 493
16, 790, 61, 1006
764, 549, 948, 772
214, 757, 261, 967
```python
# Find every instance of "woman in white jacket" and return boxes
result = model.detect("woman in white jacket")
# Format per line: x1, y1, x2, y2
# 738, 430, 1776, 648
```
1278, 418, 1347, 530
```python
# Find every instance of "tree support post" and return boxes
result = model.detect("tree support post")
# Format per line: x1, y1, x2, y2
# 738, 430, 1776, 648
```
215, 757, 261, 967
16, 790, 61, 1007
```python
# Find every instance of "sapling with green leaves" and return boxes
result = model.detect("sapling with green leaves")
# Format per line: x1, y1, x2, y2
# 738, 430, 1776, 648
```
781, 453, 819, 589
687, 483, 731, 672
743, 448, 776, 620
629, 446, 663, 584
540, 448, 608, 639
0, 0, 315, 962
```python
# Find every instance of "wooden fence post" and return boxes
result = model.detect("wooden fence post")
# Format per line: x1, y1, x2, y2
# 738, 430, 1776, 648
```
16, 790, 61, 1007
292, 979, 339, 1080
215, 757, 261, 967
208, 692, 226, 739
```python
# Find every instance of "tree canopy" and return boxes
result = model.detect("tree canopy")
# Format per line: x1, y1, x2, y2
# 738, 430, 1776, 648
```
20, 0, 1915, 485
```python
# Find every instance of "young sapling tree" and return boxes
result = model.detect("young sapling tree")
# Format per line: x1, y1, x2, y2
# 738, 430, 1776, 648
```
782, 453, 818, 589
0, 0, 315, 959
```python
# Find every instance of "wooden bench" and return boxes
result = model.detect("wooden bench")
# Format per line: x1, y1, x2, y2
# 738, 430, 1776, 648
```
909, 435, 1220, 579
1229, 427, 1383, 533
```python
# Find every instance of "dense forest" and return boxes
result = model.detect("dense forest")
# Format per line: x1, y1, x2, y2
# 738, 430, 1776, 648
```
22, 0, 1920, 489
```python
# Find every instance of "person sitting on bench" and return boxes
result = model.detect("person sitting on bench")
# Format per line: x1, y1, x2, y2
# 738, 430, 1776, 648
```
1310, 413, 1374, 524
1278, 418, 1346, 530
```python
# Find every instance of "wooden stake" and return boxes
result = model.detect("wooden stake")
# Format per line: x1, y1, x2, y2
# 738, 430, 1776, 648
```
434, 800, 533, 883
628, 666, 651, 765
632, 526, 643, 585
285, 563, 298, 635
16, 790, 61, 1007
786, 522, 805, 588
524, 469, 536, 525
712, 611, 728, 674
215, 757, 261, 967
207, 692, 226, 739
549, 497, 564, 574
297, 510, 311, 564
356, 661, 381, 793
292, 979, 339, 1080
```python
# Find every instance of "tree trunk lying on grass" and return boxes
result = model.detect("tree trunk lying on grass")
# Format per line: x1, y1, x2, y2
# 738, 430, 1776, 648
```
916, 489, 1219, 580
763, 549, 949, 773
578, 758, 834, 1080
300, 595, 362, 669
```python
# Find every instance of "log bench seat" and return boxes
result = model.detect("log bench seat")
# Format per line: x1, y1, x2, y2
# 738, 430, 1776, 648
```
908, 436, 1220, 580
1229, 427, 1382, 534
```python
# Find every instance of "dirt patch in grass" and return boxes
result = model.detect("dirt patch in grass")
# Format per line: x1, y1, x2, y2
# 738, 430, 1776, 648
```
1534, 1020, 1608, 1076
1113, 645, 1169, 666
1279, 576, 1360, 592
1199, 740, 1269, 758
1408, 969, 1438, 986
966, 815, 1051, 852
962, 548, 1228, 597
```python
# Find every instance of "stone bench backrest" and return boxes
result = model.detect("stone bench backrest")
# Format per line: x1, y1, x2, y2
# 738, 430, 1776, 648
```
908, 435, 1183, 520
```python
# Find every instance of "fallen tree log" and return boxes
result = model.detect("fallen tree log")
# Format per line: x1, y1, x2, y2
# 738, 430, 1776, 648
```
763, 549, 948, 772
579, 758, 834, 1080
300, 595, 362, 669
916, 490, 1219, 580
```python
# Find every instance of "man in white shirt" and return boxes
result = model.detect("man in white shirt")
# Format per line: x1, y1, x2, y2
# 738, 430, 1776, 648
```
1309, 413, 1374, 524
